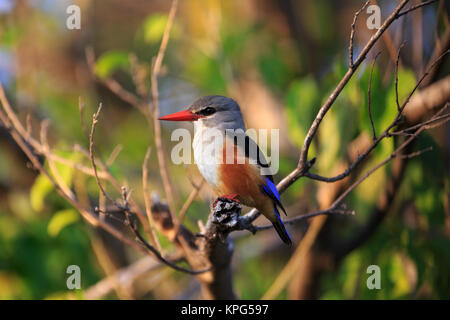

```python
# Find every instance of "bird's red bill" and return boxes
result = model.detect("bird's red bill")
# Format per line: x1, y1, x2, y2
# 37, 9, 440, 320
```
158, 109, 202, 121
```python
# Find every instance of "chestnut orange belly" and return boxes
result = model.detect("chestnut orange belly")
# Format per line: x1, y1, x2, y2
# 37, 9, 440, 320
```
217, 161, 266, 208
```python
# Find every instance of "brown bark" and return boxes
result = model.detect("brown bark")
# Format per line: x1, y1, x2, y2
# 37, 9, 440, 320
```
151, 199, 237, 299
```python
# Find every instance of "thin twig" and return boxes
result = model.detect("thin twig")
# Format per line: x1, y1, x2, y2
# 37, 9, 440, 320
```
239, 0, 440, 229
328, 104, 448, 211
88, 105, 207, 275
253, 208, 355, 232
119, 187, 209, 275
85, 47, 147, 114
76, 140, 155, 239
129, 53, 149, 99
0, 86, 150, 254
236, 104, 449, 235
174, 179, 205, 237
150, 0, 179, 218
84, 253, 184, 299
349, 1, 370, 68
298, 0, 410, 173
397, 0, 439, 17
40, 120, 75, 200
395, 42, 406, 112
142, 147, 163, 253
398, 146, 433, 159
106, 144, 123, 167
89, 103, 123, 208
25, 113, 32, 141
303, 49, 449, 183
391, 112, 450, 135
372, 0, 401, 65
368, 51, 381, 140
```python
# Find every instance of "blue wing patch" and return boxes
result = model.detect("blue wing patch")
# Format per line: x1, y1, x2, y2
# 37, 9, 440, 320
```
262, 177, 287, 216
265, 178, 280, 202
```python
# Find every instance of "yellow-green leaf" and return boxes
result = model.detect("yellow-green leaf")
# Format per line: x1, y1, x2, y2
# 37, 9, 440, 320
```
94, 51, 130, 79
142, 14, 169, 44
30, 174, 53, 212
385, 68, 416, 128
47, 209, 79, 237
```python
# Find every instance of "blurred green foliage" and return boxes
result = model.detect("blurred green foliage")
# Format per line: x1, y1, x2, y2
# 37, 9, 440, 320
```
94, 51, 131, 79
0, 0, 447, 300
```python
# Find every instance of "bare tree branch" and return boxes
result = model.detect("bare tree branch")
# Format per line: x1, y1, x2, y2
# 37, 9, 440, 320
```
0, 87, 150, 255
150, 0, 179, 218
303, 49, 449, 183
150, 198, 236, 299
298, 0, 410, 173
240, 0, 424, 225
404, 75, 450, 122
0, 0, 446, 301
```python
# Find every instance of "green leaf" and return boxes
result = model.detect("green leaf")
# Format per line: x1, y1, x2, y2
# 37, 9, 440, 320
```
318, 108, 341, 173
94, 51, 130, 79
385, 68, 416, 128
259, 53, 291, 90
2, 25, 21, 47
142, 14, 169, 44
52, 151, 78, 189
184, 49, 227, 93
285, 77, 319, 145
357, 64, 387, 134
47, 209, 79, 237
341, 251, 363, 298
389, 253, 411, 297
30, 151, 79, 212
30, 174, 54, 212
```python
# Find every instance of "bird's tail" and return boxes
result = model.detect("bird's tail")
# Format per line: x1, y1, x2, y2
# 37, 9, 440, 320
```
272, 205, 292, 246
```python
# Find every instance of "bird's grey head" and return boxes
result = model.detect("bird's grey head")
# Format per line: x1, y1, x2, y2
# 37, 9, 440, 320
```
188, 95, 246, 131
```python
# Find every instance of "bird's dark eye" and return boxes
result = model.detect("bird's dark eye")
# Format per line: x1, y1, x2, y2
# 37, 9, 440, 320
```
198, 107, 216, 116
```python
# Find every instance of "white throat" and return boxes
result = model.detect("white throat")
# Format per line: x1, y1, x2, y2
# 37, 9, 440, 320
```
192, 121, 224, 188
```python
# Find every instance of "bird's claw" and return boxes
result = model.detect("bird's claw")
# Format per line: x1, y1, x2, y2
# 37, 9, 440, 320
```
213, 194, 240, 208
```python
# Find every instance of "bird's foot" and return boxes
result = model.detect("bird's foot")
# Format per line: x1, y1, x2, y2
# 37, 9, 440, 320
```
213, 193, 240, 208
221, 193, 240, 202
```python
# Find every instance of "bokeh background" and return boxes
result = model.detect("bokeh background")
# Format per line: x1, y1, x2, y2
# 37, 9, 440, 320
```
0, 0, 449, 299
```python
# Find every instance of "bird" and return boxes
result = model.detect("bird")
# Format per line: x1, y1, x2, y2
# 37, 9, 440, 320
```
159, 95, 292, 245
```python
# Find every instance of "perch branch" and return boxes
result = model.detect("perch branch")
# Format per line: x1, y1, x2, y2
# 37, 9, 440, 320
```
230, 50, 449, 235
